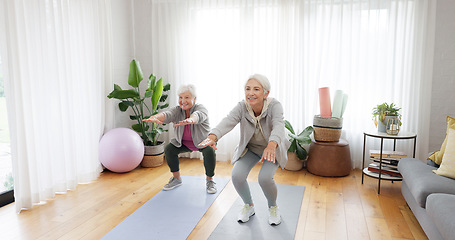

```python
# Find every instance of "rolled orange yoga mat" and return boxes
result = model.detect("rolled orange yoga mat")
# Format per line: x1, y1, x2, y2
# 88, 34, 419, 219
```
319, 87, 331, 117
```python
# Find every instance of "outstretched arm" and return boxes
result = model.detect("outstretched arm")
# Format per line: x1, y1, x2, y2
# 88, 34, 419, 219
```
198, 134, 218, 150
143, 112, 165, 124
174, 113, 199, 127
199, 101, 243, 150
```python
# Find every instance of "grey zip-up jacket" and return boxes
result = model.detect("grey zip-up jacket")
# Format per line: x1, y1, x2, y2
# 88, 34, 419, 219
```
162, 103, 210, 149
210, 98, 290, 168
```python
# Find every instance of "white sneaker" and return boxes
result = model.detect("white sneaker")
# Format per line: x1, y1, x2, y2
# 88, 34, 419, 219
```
238, 204, 255, 223
268, 206, 281, 225
206, 179, 217, 194
163, 177, 182, 191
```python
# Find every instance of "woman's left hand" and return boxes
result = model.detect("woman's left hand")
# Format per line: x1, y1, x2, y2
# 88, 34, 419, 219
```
261, 141, 278, 163
174, 118, 196, 127
174, 114, 199, 127
198, 134, 218, 150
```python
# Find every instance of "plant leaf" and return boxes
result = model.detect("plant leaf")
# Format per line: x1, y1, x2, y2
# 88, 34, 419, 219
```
298, 126, 314, 138
114, 84, 122, 91
163, 83, 171, 91
145, 131, 154, 139
159, 103, 169, 109
123, 101, 135, 106
148, 74, 156, 91
118, 102, 129, 112
151, 78, 163, 111
284, 120, 295, 134
108, 89, 139, 99
128, 59, 143, 88
288, 133, 297, 140
299, 136, 312, 145
293, 126, 313, 144
295, 143, 307, 160
159, 94, 168, 102
132, 123, 143, 132
294, 135, 307, 143
144, 89, 153, 98
288, 140, 297, 152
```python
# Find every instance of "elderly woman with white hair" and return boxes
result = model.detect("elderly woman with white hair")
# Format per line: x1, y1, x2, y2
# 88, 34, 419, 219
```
144, 84, 217, 194
199, 74, 289, 225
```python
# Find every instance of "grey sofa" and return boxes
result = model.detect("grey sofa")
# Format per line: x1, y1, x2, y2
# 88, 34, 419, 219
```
398, 158, 455, 240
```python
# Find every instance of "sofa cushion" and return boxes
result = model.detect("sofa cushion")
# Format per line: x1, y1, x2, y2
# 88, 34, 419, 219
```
433, 128, 455, 179
426, 193, 455, 240
428, 116, 455, 165
398, 158, 455, 208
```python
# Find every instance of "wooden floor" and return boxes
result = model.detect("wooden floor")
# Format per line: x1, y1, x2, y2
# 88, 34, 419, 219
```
0, 158, 428, 240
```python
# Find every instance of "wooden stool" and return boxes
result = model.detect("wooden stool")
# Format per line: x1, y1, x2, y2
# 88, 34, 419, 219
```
306, 139, 351, 177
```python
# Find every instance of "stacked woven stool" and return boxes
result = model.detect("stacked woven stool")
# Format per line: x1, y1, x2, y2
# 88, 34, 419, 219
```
306, 115, 352, 177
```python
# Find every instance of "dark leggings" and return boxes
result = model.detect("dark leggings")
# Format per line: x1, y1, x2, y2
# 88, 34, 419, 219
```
164, 143, 216, 177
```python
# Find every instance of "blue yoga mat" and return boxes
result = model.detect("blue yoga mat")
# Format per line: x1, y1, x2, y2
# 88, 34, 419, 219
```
209, 183, 305, 240
102, 176, 229, 240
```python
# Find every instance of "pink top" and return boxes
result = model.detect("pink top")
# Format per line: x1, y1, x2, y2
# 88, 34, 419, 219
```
182, 125, 199, 151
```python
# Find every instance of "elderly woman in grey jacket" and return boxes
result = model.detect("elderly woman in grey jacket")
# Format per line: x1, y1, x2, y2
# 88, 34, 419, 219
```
144, 84, 217, 194
199, 74, 289, 225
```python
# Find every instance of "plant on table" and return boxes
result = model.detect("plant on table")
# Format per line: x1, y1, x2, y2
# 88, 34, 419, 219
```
372, 102, 402, 127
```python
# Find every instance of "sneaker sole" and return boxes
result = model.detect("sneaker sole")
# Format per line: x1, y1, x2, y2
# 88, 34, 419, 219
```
163, 183, 182, 191
207, 189, 217, 194
238, 212, 255, 223
269, 220, 281, 226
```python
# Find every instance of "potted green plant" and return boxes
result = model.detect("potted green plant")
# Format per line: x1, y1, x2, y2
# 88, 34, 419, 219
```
372, 102, 401, 133
107, 59, 170, 167
284, 120, 314, 171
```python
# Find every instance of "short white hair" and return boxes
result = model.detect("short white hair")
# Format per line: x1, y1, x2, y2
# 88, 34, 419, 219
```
177, 84, 197, 98
246, 74, 270, 94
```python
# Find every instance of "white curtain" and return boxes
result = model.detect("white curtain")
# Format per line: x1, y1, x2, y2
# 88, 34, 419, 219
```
0, 0, 113, 212
141, 0, 435, 168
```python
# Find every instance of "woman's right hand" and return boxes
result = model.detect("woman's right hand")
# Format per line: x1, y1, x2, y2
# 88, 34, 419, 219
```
198, 134, 218, 150
143, 115, 164, 124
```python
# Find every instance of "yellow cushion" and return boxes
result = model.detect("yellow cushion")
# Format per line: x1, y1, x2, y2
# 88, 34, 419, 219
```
433, 128, 455, 178
428, 116, 455, 165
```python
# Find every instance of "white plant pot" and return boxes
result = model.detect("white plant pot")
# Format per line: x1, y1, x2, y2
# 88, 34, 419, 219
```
285, 152, 304, 171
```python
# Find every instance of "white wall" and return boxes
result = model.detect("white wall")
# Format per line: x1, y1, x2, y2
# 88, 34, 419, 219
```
429, 0, 455, 152
110, 0, 135, 129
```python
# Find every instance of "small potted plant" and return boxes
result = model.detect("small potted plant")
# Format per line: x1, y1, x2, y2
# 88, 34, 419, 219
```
284, 120, 314, 171
372, 102, 401, 133
107, 59, 171, 167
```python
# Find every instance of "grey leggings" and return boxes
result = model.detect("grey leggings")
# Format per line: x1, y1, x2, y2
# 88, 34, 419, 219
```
231, 150, 279, 207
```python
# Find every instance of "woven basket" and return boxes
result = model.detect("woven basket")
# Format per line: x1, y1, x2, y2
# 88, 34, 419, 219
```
141, 154, 165, 168
141, 142, 165, 168
313, 126, 342, 142
313, 115, 343, 142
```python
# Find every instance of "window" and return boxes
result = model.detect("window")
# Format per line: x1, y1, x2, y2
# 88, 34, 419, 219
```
0, 53, 14, 207
149, 0, 429, 164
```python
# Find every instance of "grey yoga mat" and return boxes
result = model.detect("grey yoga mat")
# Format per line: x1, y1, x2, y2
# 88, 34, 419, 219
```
101, 176, 229, 240
209, 182, 305, 240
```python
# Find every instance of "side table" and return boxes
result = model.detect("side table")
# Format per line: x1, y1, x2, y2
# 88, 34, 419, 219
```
361, 131, 417, 194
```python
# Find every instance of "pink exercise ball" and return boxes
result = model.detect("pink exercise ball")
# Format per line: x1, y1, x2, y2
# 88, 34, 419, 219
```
99, 128, 144, 173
